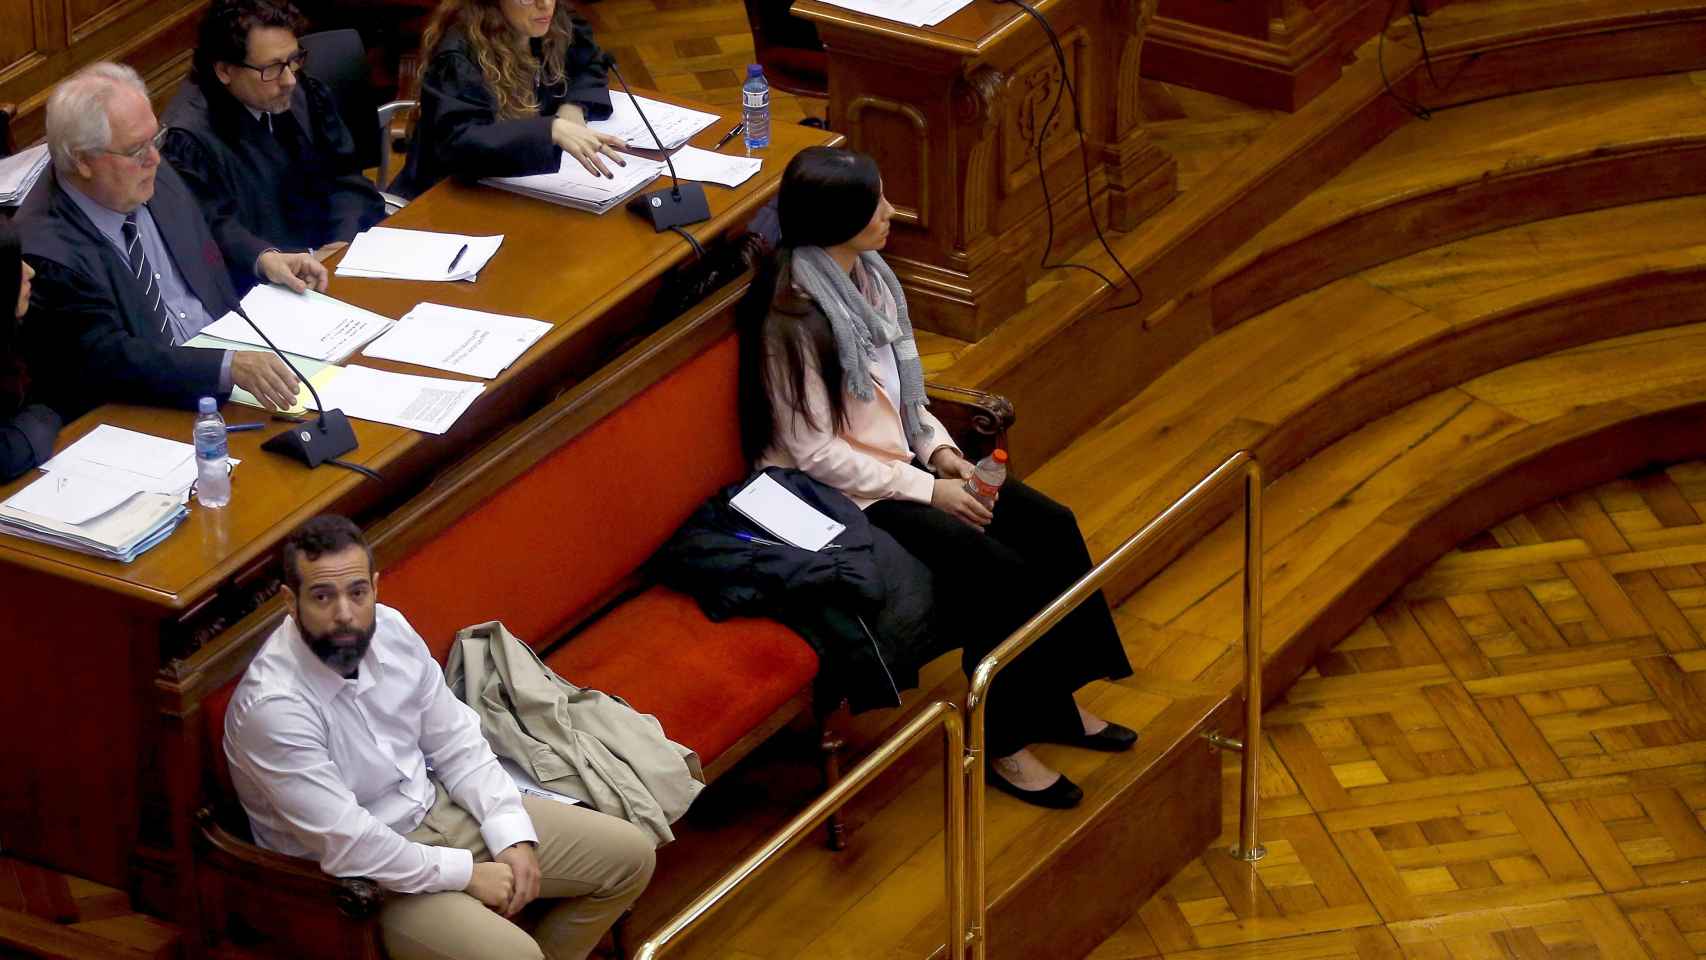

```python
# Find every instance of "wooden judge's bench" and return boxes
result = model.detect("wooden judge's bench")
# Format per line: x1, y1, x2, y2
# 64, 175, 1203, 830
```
795, 0, 1178, 340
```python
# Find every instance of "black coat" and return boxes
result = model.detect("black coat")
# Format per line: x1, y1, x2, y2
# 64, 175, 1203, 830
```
652, 468, 940, 713
160, 74, 386, 255
396, 27, 613, 198
16, 165, 254, 420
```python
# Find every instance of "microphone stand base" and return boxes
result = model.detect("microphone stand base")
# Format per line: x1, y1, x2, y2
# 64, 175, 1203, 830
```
263, 409, 359, 468
630, 182, 711, 231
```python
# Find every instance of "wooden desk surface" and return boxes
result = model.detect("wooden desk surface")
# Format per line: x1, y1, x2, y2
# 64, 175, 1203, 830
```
791, 0, 1035, 56
0, 100, 834, 612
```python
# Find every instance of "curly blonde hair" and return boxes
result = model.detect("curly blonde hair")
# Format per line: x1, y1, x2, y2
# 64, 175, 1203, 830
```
420, 0, 575, 120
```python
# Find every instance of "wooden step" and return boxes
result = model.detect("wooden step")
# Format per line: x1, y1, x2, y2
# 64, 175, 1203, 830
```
1205, 71, 1706, 334
939, 0, 1706, 468
1037, 240, 1706, 611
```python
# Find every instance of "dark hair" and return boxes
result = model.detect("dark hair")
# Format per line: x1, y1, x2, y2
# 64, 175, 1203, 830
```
193, 0, 307, 87
280, 514, 372, 592
737, 147, 881, 463
0, 221, 25, 411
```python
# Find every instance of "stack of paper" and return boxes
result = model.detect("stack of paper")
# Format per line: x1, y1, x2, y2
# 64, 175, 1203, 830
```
589, 94, 719, 151
0, 478, 187, 562
0, 425, 225, 561
0, 144, 48, 206
43, 425, 207, 498
810, 0, 971, 26
483, 152, 665, 214
363, 302, 551, 379
337, 227, 504, 282
205, 284, 393, 362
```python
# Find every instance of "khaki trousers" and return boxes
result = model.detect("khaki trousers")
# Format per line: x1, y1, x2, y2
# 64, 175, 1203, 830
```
380, 784, 656, 960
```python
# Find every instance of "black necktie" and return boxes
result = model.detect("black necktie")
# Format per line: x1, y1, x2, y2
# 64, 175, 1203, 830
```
122, 212, 174, 340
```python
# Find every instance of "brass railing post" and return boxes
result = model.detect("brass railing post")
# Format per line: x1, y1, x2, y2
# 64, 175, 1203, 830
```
964, 451, 1268, 958
632, 701, 968, 960
1233, 461, 1265, 862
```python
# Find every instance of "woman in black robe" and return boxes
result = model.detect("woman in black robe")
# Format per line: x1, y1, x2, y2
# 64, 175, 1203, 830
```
397, 0, 626, 197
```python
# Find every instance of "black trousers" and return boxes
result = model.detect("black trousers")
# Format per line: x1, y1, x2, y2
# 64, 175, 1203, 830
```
865, 478, 1133, 757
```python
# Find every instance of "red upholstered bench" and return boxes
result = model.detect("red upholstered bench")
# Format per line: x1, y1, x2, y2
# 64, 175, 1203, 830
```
157, 284, 1011, 959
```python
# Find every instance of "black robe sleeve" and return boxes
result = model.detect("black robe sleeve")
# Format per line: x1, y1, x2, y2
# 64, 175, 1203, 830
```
302, 79, 387, 242
0, 402, 60, 482
22, 257, 227, 419
160, 130, 275, 283
557, 15, 612, 120
403, 48, 561, 197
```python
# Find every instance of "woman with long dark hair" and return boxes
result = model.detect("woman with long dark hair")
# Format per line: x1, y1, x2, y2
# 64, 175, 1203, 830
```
0, 220, 61, 481
396, 0, 625, 197
737, 147, 1136, 809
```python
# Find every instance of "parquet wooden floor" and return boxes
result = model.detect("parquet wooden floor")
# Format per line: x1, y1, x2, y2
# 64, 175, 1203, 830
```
0, 858, 177, 959
1092, 463, 1706, 959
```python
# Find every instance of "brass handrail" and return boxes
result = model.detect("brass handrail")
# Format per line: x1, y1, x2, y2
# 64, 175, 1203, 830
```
633, 700, 968, 960
964, 451, 1265, 959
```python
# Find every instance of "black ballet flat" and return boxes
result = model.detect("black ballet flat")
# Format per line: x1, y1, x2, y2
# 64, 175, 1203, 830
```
986, 766, 1083, 809
1045, 722, 1139, 753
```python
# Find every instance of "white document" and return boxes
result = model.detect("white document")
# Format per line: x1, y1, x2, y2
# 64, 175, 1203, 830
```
498, 758, 581, 807
589, 93, 719, 151
204, 284, 394, 362
0, 143, 49, 205
314, 365, 484, 435
362, 302, 551, 379
483, 152, 666, 214
49, 425, 194, 480
729, 473, 846, 551
809, 0, 970, 26
336, 227, 504, 282
42, 425, 239, 500
669, 146, 762, 188
3, 472, 142, 526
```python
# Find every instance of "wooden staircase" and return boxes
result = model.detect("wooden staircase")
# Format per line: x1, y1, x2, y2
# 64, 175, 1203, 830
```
622, 9, 1706, 957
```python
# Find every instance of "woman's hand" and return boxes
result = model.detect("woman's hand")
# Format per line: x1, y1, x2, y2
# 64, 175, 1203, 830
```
551, 117, 627, 178
930, 447, 975, 481
932, 478, 992, 529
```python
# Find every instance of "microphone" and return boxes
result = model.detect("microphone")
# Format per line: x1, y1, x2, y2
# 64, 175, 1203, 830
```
600, 54, 712, 232
231, 301, 358, 469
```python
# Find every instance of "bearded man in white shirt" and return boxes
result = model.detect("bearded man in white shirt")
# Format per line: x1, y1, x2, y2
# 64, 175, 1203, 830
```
224, 514, 655, 960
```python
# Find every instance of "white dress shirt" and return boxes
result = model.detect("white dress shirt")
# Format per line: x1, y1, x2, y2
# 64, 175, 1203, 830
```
225, 604, 538, 894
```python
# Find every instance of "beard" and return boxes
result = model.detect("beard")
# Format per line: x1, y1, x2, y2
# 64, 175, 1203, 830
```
299, 612, 377, 676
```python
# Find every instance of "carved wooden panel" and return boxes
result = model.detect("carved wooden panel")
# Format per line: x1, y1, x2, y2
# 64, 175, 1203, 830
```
0, 0, 206, 147
0, 0, 50, 82
1000, 27, 1087, 192
847, 95, 930, 229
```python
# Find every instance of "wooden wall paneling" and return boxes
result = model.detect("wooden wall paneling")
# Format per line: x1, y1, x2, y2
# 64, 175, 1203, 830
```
1143, 0, 1387, 112
0, 0, 208, 148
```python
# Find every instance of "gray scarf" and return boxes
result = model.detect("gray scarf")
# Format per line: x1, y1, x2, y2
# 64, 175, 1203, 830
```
789, 246, 932, 446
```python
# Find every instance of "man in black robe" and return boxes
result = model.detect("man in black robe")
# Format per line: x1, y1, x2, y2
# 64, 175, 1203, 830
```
162, 0, 385, 264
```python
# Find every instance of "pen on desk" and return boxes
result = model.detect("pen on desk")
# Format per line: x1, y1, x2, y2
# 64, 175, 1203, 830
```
227, 422, 267, 433
713, 122, 745, 152
446, 243, 469, 274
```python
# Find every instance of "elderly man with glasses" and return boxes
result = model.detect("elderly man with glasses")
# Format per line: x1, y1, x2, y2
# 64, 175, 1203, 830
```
15, 61, 322, 420
163, 0, 386, 261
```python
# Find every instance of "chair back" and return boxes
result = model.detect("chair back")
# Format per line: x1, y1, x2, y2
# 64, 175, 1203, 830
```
740, 0, 829, 98
301, 28, 382, 171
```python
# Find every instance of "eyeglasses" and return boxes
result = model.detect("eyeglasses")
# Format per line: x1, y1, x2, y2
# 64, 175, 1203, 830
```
237, 49, 308, 82
101, 127, 168, 162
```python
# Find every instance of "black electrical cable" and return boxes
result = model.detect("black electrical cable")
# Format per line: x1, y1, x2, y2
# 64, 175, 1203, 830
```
1378, 0, 1433, 119
999, 0, 1145, 312
668, 224, 705, 260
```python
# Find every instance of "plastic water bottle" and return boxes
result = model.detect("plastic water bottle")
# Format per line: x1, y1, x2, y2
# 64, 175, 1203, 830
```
965, 449, 1008, 509
193, 397, 231, 508
742, 64, 771, 150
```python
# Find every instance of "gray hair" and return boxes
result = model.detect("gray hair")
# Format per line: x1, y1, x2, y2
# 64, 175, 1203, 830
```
45, 62, 150, 170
